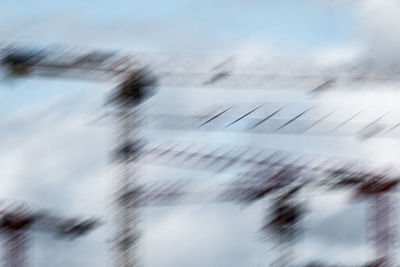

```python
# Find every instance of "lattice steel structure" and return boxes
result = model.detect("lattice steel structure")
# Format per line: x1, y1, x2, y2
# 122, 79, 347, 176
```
2, 44, 400, 267
0, 202, 98, 267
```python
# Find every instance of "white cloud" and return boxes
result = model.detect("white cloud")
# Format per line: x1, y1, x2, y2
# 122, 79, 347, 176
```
3, 2, 400, 266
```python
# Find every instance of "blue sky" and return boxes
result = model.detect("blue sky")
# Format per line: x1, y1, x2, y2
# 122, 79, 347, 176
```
2, 1, 400, 266
0, 0, 362, 112
1, 0, 359, 51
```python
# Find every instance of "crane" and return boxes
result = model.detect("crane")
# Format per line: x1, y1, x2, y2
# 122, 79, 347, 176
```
138, 141, 400, 266
145, 104, 397, 140
1, 44, 398, 266
0, 202, 98, 267
1, 45, 400, 92
0, 46, 159, 267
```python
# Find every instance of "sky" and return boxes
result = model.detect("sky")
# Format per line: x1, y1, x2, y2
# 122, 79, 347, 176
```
2, 0, 400, 266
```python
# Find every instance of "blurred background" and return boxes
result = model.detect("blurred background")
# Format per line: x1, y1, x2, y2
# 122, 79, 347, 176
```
1, 1, 400, 266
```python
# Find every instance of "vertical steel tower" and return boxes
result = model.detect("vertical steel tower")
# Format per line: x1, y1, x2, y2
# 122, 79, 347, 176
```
109, 70, 156, 267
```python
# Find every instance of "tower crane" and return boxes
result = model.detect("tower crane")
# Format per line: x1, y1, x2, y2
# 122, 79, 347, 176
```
0, 202, 98, 267
138, 141, 400, 266
2, 44, 399, 267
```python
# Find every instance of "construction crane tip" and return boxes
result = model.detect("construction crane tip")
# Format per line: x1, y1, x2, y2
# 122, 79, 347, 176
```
0, 47, 47, 77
